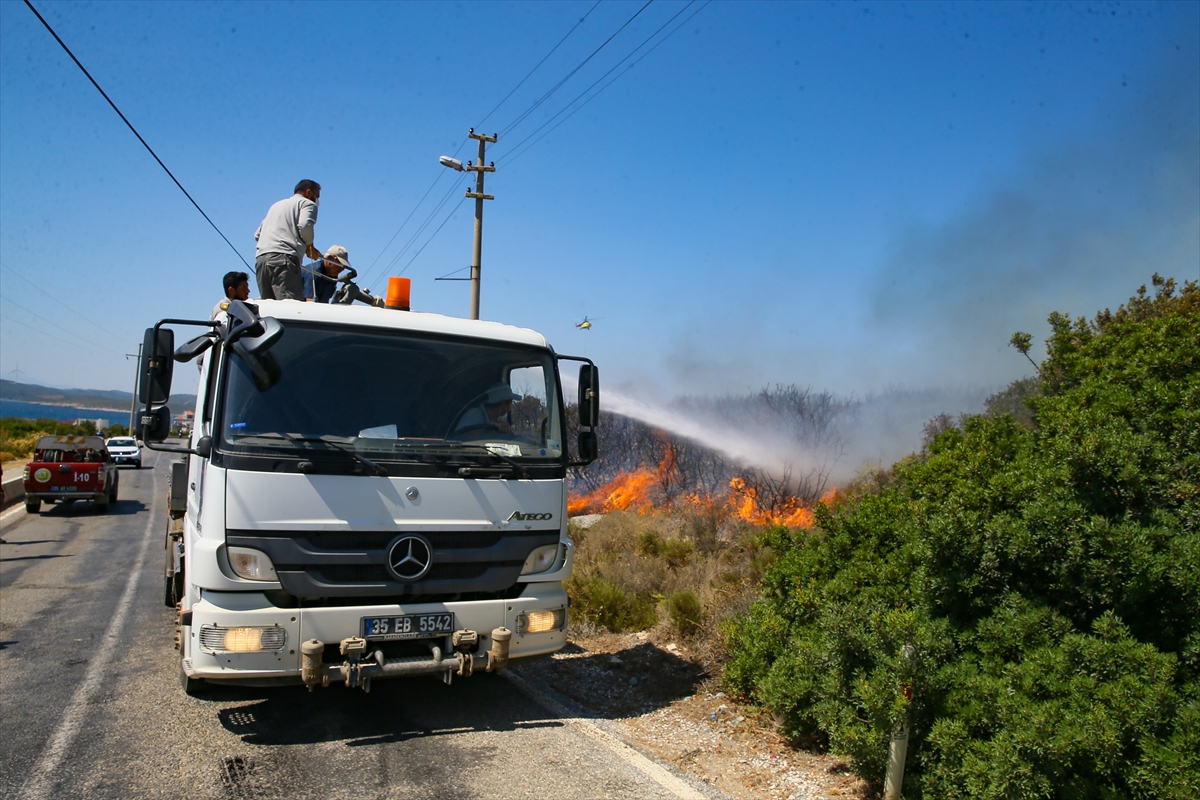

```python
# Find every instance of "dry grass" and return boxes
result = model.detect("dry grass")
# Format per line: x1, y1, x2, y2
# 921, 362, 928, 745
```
566, 508, 776, 658
0, 431, 45, 463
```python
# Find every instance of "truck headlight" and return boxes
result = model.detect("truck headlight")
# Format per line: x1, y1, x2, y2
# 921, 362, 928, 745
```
521, 544, 560, 575
199, 624, 287, 653
227, 547, 278, 581
516, 608, 566, 634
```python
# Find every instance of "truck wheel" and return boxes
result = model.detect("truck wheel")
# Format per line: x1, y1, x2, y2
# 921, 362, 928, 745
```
95, 492, 109, 513
25, 500, 40, 514
180, 661, 207, 696
110, 482, 118, 504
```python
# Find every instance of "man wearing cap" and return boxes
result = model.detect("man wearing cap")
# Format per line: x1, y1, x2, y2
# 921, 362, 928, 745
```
303, 244, 349, 303
254, 179, 321, 301
455, 383, 516, 434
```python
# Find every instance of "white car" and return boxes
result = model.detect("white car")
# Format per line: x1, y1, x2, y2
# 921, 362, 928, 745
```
105, 436, 142, 468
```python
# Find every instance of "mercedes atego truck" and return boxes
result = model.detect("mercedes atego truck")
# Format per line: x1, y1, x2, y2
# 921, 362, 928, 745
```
138, 289, 598, 694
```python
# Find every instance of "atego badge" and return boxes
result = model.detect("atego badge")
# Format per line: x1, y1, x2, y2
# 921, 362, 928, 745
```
507, 511, 553, 522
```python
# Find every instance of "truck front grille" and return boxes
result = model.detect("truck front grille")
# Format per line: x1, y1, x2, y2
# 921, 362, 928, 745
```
226, 529, 557, 599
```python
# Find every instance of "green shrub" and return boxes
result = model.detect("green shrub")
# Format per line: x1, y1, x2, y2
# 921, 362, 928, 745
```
659, 537, 693, 569
666, 590, 704, 636
725, 276, 1200, 796
566, 574, 658, 632
636, 530, 663, 557
0, 417, 102, 462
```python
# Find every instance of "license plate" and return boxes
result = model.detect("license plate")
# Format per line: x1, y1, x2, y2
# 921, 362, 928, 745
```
362, 613, 453, 641
51, 486, 78, 493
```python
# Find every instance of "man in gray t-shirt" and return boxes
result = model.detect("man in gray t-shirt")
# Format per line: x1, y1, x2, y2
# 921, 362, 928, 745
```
254, 179, 321, 300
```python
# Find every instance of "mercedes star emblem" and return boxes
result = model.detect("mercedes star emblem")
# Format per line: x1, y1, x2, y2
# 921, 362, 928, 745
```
387, 535, 433, 581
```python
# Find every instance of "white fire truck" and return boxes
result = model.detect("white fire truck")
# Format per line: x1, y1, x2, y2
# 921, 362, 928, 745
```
139, 285, 597, 694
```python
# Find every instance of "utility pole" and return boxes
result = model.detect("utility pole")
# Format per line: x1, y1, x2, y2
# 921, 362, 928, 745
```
464, 129, 496, 320
126, 343, 142, 435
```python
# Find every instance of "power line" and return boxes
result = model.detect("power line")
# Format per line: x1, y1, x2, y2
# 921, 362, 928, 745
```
398, 196, 469, 277
0, 312, 123, 361
23, 0, 252, 272
497, 0, 655, 139
365, 174, 469, 290
476, 0, 604, 130
361, 2, 604, 285
502, 1, 709, 167
0, 294, 126, 358
358, 171, 452, 282
0, 262, 132, 346
367, 0, 696, 283
363, 173, 468, 289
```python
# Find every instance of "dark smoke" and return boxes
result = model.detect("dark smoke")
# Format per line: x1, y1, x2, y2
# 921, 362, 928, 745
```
869, 30, 1199, 387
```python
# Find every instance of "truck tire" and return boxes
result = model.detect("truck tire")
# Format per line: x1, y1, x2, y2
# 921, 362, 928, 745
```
25, 499, 40, 514
95, 491, 109, 513
110, 481, 118, 504
180, 661, 207, 696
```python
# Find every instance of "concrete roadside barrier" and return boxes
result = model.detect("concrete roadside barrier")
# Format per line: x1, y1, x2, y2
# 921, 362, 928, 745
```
2, 474, 25, 509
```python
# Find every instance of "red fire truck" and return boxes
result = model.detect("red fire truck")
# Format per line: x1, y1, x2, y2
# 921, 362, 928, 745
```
22, 435, 120, 514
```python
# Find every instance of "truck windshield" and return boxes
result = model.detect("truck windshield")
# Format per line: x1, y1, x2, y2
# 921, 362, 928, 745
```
217, 321, 564, 463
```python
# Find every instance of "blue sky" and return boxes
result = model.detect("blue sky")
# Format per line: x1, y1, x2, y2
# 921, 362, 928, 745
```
1, 0, 1197, 407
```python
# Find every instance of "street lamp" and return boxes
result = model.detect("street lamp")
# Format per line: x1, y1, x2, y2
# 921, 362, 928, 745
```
439, 128, 495, 320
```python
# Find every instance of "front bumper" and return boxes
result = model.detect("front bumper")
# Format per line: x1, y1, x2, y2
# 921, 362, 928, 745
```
111, 454, 140, 464
25, 491, 106, 503
181, 582, 568, 685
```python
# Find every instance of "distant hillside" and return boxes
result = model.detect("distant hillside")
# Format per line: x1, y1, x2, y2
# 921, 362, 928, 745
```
0, 379, 196, 414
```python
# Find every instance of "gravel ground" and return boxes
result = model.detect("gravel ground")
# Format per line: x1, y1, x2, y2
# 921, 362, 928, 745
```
515, 629, 869, 800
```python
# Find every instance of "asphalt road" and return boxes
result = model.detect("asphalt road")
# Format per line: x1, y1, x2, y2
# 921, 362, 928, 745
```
0, 452, 707, 800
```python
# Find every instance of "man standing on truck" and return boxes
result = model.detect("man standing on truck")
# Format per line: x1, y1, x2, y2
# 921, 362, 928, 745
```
254, 179, 321, 301
303, 244, 349, 303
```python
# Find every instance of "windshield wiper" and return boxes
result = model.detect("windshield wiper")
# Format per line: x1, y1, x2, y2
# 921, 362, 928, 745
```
239, 432, 389, 477
443, 441, 527, 478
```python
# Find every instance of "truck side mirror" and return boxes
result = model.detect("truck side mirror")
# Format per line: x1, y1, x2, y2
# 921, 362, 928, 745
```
137, 406, 171, 443
174, 333, 214, 363
224, 301, 284, 354
236, 316, 284, 355
578, 430, 598, 464
139, 327, 175, 404
578, 364, 599, 428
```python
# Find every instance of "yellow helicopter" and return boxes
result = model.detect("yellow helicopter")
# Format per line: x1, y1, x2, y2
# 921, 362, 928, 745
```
575, 316, 598, 330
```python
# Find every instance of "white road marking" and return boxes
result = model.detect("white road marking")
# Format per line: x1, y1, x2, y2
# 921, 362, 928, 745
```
18, 457, 160, 800
502, 669, 709, 800
0, 502, 27, 527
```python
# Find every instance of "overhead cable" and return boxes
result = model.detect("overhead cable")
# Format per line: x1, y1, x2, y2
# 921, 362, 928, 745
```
0, 262, 131, 345
0, 293, 126, 357
361, 3, 602, 283
368, 175, 470, 289
358, 172, 452, 283
476, 0, 603, 130
23, 0, 253, 272
497, 0, 655, 139
502, 1, 710, 167
398, 197, 470, 277
0, 312, 123, 361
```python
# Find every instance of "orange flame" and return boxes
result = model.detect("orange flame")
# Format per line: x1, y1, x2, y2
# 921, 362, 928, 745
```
569, 454, 839, 529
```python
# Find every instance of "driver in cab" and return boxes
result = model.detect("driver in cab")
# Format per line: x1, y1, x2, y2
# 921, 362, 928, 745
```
455, 383, 515, 434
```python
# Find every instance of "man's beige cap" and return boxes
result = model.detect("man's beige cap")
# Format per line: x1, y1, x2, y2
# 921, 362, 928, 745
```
323, 244, 350, 267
